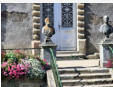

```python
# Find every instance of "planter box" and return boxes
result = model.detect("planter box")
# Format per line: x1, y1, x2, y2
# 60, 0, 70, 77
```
1, 78, 47, 87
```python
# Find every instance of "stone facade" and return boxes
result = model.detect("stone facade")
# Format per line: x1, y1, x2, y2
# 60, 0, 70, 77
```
85, 3, 113, 55
1, 3, 32, 49
1, 3, 113, 56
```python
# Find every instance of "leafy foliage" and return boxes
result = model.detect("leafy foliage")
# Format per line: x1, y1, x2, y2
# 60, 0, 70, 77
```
1, 50, 48, 80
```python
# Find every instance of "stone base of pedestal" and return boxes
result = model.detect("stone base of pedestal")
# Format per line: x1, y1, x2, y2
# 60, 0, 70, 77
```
99, 38, 113, 68
40, 43, 57, 64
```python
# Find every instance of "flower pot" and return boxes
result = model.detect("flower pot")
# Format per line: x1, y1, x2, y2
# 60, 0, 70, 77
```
1, 77, 46, 87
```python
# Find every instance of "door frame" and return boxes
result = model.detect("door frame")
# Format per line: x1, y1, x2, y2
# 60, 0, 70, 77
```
32, 3, 86, 55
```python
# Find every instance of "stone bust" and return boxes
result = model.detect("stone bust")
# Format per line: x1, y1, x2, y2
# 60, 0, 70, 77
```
99, 15, 113, 38
42, 17, 55, 44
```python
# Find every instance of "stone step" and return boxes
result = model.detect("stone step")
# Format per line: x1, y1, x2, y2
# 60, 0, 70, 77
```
57, 59, 100, 68
58, 67, 109, 74
56, 53, 85, 59
60, 73, 111, 80
56, 57, 86, 61
56, 51, 86, 60
62, 78, 113, 86
86, 53, 100, 59
63, 83, 113, 87
56, 51, 78, 54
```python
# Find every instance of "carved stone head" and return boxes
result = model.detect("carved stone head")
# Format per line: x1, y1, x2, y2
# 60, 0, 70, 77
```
99, 15, 113, 38
103, 15, 109, 23
45, 17, 50, 25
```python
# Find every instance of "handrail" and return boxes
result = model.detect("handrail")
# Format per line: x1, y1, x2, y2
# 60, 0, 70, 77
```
108, 46, 113, 54
49, 48, 63, 87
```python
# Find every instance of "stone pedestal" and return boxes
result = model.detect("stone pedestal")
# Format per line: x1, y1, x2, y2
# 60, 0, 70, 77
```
99, 39, 113, 67
40, 43, 57, 64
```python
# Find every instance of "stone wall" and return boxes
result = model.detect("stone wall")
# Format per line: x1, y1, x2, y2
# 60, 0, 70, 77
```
85, 3, 113, 55
1, 3, 32, 49
1, 3, 113, 54
1, 78, 46, 87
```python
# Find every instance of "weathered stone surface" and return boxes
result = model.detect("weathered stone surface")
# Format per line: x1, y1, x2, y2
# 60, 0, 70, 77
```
57, 59, 100, 68
86, 53, 99, 59
99, 42, 113, 67
47, 70, 56, 87
1, 78, 46, 87
40, 43, 57, 64
1, 3, 32, 49
78, 39, 86, 54
85, 3, 113, 55
31, 40, 40, 55
32, 3, 40, 42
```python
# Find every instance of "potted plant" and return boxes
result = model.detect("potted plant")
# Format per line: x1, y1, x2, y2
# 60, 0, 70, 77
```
1, 50, 48, 87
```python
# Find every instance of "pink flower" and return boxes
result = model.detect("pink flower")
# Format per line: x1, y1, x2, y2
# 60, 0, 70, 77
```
2, 63, 28, 79
9, 71, 13, 75
43, 59, 47, 62
104, 60, 113, 68
13, 70, 16, 75
11, 65, 16, 69
17, 64, 20, 69
3, 72, 8, 76
46, 62, 48, 66
2, 62, 8, 68
8, 66, 11, 71
3, 72, 7, 74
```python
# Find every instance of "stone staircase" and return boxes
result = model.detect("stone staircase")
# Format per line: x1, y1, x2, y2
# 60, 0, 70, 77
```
56, 51, 113, 87
56, 51, 85, 60
58, 67, 113, 87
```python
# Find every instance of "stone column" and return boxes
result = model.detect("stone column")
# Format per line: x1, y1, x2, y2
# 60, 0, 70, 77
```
40, 43, 57, 65
32, 3, 41, 55
77, 3, 86, 55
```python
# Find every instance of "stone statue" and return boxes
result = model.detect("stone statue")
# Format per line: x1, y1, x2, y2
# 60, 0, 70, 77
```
99, 15, 113, 38
42, 17, 55, 44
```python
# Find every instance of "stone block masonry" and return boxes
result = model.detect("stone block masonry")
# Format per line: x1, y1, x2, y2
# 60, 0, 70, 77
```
1, 3, 32, 49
